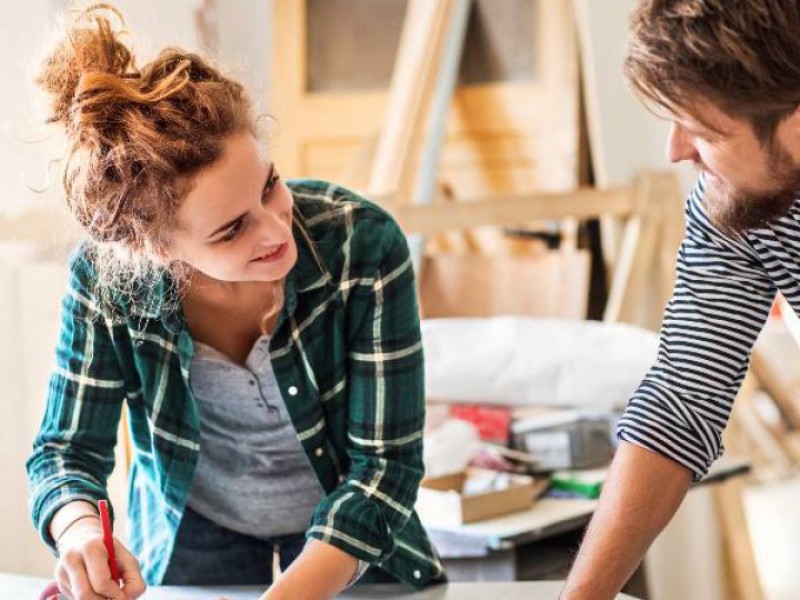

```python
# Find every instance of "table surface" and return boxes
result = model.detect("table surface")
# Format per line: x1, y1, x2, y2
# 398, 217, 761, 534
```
2, 573, 639, 599
425, 457, 750, 551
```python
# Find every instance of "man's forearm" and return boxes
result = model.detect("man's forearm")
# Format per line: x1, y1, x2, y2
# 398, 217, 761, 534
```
561, 441, 693, 600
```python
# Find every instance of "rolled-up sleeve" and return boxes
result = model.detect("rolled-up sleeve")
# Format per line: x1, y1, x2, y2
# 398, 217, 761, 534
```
307, 220, 424, 563
26, 252, 124, 550
617, 178, 776, 481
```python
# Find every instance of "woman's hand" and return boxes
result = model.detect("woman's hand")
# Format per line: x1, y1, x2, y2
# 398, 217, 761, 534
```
55, 517, 146, 600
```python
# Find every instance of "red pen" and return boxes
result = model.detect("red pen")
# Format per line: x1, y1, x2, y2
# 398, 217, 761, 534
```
98, 499, 121, 583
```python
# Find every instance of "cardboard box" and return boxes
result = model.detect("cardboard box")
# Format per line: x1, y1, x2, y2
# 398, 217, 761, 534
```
419, 251, 590, 320
416, 468, 548, 526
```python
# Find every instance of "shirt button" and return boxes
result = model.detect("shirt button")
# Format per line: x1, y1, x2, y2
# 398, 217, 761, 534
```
413, 570, 421, 579
315, 447, 324, 457
288, 386, 298, 396
249, 380, 256, 386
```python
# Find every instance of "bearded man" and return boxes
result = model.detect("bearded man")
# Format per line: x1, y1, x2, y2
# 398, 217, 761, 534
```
562, 1, 800, 598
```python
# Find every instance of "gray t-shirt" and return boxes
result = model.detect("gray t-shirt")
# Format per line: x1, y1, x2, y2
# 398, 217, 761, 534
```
186, 334, 324, 539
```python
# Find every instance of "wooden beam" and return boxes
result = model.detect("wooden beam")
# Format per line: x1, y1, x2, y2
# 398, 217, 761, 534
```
386, 187, 634, 235
713, 477, 766, 600
366, 0, 456, 199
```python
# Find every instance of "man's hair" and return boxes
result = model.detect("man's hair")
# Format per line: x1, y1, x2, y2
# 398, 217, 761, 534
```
624, 0, 800, 144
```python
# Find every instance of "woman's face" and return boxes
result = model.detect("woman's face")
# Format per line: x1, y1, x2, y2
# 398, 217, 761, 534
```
171, 132, 298, 284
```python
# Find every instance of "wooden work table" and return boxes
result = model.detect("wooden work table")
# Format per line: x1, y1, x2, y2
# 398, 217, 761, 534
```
2, 573, 639, 599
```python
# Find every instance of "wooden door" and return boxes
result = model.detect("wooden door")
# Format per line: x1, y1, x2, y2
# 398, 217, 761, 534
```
269, 0, 580, 197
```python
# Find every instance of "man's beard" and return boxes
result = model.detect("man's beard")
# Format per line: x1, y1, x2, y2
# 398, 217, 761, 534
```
703, 143, 800, 235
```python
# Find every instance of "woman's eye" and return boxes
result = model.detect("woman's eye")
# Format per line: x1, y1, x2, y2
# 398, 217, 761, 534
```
219, 220, 244, 242
264, 172, 281, 199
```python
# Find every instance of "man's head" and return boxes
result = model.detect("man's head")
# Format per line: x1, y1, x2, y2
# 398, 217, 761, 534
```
625, 0, 800, 234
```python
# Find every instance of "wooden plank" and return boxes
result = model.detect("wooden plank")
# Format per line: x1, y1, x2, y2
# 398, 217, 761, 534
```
603, 171, 683, 330
572, 0, 684, 188
387, 187, 634, 235
778, 294, 800, 349
750, 347, 800, 430
366, 0, 455, 200
413, 0, 473, 205
408, 0, 473, 268
713, 478, 766, 600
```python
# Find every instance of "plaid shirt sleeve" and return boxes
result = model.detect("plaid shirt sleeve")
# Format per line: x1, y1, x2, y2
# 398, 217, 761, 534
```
307, 218, 426, 564
26, 252, 124, 549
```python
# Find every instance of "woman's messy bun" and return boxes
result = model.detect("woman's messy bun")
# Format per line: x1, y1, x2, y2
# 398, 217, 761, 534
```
36, 3, 257, 313
37, 4, 137, 129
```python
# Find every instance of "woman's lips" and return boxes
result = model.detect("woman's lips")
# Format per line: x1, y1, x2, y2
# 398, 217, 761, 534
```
251, 243, 288, 263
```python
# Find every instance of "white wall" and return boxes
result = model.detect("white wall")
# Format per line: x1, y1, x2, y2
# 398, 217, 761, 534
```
0, 1, 64, 215
216, 0, 273, 116
574, 0, 696, 195
1, 1, 275, 217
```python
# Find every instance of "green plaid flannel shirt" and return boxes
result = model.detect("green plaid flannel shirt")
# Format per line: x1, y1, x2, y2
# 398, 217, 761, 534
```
26, 180, 445, 588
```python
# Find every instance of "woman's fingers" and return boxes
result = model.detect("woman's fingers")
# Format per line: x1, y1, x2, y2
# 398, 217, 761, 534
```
54, 563, 73, 599
83, 541, 125, 599
115, 541, 147, 599
62, 550, 106, 600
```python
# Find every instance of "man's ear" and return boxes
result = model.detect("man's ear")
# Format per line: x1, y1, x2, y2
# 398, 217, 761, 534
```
776, 103, 800, 157
782, 103, 800, 136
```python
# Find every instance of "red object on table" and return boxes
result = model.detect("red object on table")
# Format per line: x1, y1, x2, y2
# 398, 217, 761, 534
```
98, 499, 120, 583
450, 404, 512, 444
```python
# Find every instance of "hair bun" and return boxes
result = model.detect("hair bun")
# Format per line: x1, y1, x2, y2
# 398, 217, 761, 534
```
36, 4, 137, 127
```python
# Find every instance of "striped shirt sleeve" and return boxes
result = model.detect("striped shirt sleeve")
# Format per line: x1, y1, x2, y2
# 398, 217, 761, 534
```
617, 177, 776, 480
307, 218, 425, 563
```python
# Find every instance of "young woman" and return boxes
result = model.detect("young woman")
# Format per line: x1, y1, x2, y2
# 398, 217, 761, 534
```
26, 6, 444, 600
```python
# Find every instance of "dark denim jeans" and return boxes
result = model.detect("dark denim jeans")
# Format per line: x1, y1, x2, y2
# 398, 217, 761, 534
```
161, 505, 306, 586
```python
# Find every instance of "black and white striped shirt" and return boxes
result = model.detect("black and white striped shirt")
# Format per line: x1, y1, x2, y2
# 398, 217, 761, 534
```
617, 173, 796, 480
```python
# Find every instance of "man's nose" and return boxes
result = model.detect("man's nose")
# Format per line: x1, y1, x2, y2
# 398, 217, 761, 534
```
667, 122, 699, 163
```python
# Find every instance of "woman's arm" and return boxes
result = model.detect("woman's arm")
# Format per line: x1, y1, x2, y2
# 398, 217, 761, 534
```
27, 252, 146, 598
267, 214, 427, 598
303, 217, 426, 566
260, 540, 358, 600
27, 253, 126, 548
